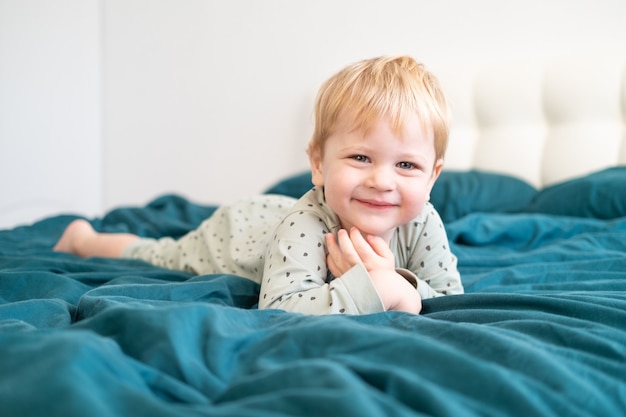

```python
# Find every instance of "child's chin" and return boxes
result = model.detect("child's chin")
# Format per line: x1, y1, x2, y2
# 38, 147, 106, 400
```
355, 225, 395, 240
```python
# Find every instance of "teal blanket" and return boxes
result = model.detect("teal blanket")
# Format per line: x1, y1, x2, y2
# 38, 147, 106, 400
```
1, 169, 626, 416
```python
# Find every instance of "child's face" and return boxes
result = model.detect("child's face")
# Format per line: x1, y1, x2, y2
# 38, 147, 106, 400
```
309, 113, 443, 243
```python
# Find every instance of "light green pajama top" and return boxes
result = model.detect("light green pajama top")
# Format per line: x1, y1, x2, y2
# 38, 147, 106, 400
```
122, 187, 463, 315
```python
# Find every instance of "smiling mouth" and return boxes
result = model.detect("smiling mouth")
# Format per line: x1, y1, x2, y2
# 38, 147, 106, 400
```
354, 199, 397, 209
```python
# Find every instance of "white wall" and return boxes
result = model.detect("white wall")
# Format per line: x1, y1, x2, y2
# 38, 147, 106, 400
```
0, 0, 102, 229
1, 0, 625, 229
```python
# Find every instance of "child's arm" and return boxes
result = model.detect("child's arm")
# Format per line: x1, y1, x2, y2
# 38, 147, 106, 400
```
54, 219, 139, 258
402, 205, 464, 298
258, 211, 387, 315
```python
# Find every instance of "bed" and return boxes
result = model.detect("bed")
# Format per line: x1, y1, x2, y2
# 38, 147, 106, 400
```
1, 55, 626, 416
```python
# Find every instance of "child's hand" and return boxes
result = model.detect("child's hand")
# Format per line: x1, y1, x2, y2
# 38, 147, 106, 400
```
326, 228, 394, 276
326, 228, 422, 314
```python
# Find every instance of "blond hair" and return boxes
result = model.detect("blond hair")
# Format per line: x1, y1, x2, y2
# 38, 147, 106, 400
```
307, 55, 449, 164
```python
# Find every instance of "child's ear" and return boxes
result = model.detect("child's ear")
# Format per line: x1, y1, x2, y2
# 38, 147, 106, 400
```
427, 159, 444, 191
433, 159, 444, 178
308, 147, 325, 186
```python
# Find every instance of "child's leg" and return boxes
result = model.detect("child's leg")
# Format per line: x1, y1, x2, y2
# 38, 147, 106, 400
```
53, 219, 139, 258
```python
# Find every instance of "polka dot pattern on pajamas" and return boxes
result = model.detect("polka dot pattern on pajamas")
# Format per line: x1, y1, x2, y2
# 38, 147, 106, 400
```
121, 187, 463, 315
123, 194, 297, 281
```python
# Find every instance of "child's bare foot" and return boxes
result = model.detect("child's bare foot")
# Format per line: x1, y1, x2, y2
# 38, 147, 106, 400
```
53, 219, 95, 256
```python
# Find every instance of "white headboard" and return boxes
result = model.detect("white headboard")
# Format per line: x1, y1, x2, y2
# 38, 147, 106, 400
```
437, 53, 626, 188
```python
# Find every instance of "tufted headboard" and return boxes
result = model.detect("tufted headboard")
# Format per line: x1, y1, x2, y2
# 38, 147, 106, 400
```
436, 53, 626, 188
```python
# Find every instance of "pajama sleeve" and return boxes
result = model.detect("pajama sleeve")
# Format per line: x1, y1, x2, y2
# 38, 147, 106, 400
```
258, 209, 384, 315
395, 203, 464, 299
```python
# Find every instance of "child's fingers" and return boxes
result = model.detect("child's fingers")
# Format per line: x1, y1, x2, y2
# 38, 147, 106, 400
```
349, 227, 379, 259
349, 228, 395, 271
325, 233, 343, 276
325, 231, 360, 276
336, 229, 362, 265
366, 234, 394, 259
348, 227, 392, 260
325, 232, 339, 255
326, 251, 341, 278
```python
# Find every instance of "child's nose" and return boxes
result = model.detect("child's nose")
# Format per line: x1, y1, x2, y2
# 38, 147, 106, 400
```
365, 166, 396, 190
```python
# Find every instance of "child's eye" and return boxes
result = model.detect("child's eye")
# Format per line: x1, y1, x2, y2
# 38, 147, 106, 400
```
396, 161, 416, 170
351, 155, 370, 163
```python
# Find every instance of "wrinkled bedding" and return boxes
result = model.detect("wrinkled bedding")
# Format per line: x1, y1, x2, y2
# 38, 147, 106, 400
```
1, 168, 625, 416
